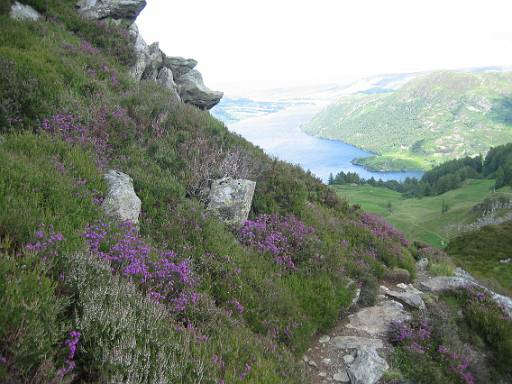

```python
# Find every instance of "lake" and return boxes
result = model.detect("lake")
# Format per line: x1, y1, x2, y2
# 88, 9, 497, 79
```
228, 105, 424, 183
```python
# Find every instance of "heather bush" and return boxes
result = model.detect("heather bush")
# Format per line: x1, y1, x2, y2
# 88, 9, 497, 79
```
0, 251, 67, 383
238, 213, 317, 271
389, 287, 512, 383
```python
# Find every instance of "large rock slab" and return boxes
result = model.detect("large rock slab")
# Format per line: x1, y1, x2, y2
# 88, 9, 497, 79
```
420, 276, 469, 292
346, 300, 411, 336
385, 289, 426, 310
102, 170, 141, 224
347, 348, 389, 384
156, 67, 181, 102
331, 336, 384, 350
175, 69, 223, 110
208, 178, 255, 229
76, 0, 146, 21
10, 1, 41, 21
163, 56, 198, 79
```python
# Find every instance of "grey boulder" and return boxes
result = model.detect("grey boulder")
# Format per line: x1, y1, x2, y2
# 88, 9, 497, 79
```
346, 300, 411, 336
102, 170, 141, 224
385, 289, 426, 310
76, 0, 146, 21
175, 69, 223, 110
208, 178, 255, 229
163, 56, 198, 79
10, 1, 41, 21
347, 348, 389, 384
157, 67, 181, 102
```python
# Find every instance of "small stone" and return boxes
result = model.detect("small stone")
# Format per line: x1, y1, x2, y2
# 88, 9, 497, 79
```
343, 354, 355, 364
319, 335, 330, 343
379, 285, 389, 292
396, 283, 408, 290
319, 371, 327, 377
333, 370, 350, 382
322, 358, 331, 365
307, 360, 318, 369
303, 355, 309, 363
500, 258, 511, 264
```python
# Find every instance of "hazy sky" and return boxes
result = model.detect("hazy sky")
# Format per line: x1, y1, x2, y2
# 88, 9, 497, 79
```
137, 0, 512, 94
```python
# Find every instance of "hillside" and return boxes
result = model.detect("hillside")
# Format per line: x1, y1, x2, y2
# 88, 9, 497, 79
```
1, 2, 512, 384
0, 1, 417, 383
333, 180, 512, 247
303, 71, 512, 171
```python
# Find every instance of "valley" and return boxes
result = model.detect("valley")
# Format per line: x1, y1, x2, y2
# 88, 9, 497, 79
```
303, 70, 512, 171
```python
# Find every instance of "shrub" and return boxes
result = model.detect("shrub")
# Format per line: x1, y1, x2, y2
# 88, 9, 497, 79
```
384, 267, 411, 284
0, 251, 67, 383
238, 213, 317, 271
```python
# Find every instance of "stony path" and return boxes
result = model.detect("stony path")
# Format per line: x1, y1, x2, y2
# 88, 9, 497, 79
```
303, 259, 512, 384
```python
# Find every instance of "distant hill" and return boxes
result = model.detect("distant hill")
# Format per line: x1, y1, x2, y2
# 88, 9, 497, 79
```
303, 70, 512, 171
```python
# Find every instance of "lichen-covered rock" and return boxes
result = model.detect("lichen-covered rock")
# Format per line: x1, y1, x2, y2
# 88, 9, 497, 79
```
102, 170, 141, 224
347, 348, 389, 384
156, 67, 181, 102
163, 56, 198, 79
76, 0, 146, 21
420, 276, 469, 292
207, 178, 255, 228
346, 300, 411, 336
175, 69, 223, 110
10, 1, 41, 21
140, 42, 163, 80
385, 289, 426, 310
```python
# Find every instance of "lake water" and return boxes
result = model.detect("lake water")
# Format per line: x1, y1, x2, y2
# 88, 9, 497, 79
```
229, 105, 424, 183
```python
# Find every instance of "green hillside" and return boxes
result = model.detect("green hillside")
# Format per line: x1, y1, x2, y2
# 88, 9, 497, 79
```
303, 71, 512, 171
0, 2, 417, 383
333, 180, 512, 247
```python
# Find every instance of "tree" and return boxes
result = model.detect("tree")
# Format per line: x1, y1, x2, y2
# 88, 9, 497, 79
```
328, 173, 334, 185
495, 166, 505, 189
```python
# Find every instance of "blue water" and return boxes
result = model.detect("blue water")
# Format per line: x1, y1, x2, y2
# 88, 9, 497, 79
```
229, 105, 424, 183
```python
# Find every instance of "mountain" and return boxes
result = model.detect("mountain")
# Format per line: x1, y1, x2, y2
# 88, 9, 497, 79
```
303, 70, 512, 171
1, 2, 511, 383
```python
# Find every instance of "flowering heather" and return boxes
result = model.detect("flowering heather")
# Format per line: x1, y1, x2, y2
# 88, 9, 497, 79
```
238, 214, 316, 271
360, 213, 409, 247
83, 221, 198, 313
41, 112, 110, 166
57, 330, 80, 378
25, 225, 65, 260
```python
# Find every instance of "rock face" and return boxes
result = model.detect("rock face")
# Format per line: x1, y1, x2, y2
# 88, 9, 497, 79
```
10, 1, 41, 21
156, 67, 181, 102
75, 1, 223, 109
102, 170, 141, 224
347, 348, 389, 384
76, 0, 146, 21
163, 56, 198, 79
208, 178, 256, 229
175, 69, 223, 110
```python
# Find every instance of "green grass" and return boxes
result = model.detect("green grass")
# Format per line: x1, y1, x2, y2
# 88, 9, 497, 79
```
446, 221, 512, 296
303, 71, 512, 171
334, 179, 512, 247
353, 153, 430, 172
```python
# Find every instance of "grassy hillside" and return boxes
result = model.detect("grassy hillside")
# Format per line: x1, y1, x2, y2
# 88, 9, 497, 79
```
0, 3, 418, 383
303, 71, 512, 171
333, 179, 512, 247
447, 221, 512, 296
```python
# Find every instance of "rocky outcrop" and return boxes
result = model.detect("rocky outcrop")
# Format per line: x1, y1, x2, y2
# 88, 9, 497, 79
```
207, 178, 255, 229
163, 56, 198, 79
10, 1, 41, 21
102, 170, 141, 224
156, 67, 181, 102
347, 348, 389, 384
75, 1, 223, 110
175, 69, 223, 110
76, 0, 146, 21
346, 300, 411, 336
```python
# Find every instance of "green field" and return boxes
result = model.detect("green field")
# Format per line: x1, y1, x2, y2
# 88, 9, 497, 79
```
303, 71, 512, 171
334, 179, 512, 247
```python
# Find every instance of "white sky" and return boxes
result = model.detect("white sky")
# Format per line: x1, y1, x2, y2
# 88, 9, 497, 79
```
137, 0, 512, 94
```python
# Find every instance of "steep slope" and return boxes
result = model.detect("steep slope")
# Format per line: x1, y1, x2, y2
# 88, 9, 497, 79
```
0, 2, 416, 383
303, 71, 512, 171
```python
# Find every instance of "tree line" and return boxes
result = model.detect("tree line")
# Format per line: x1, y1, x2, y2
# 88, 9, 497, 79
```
328, 143, 512, 197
